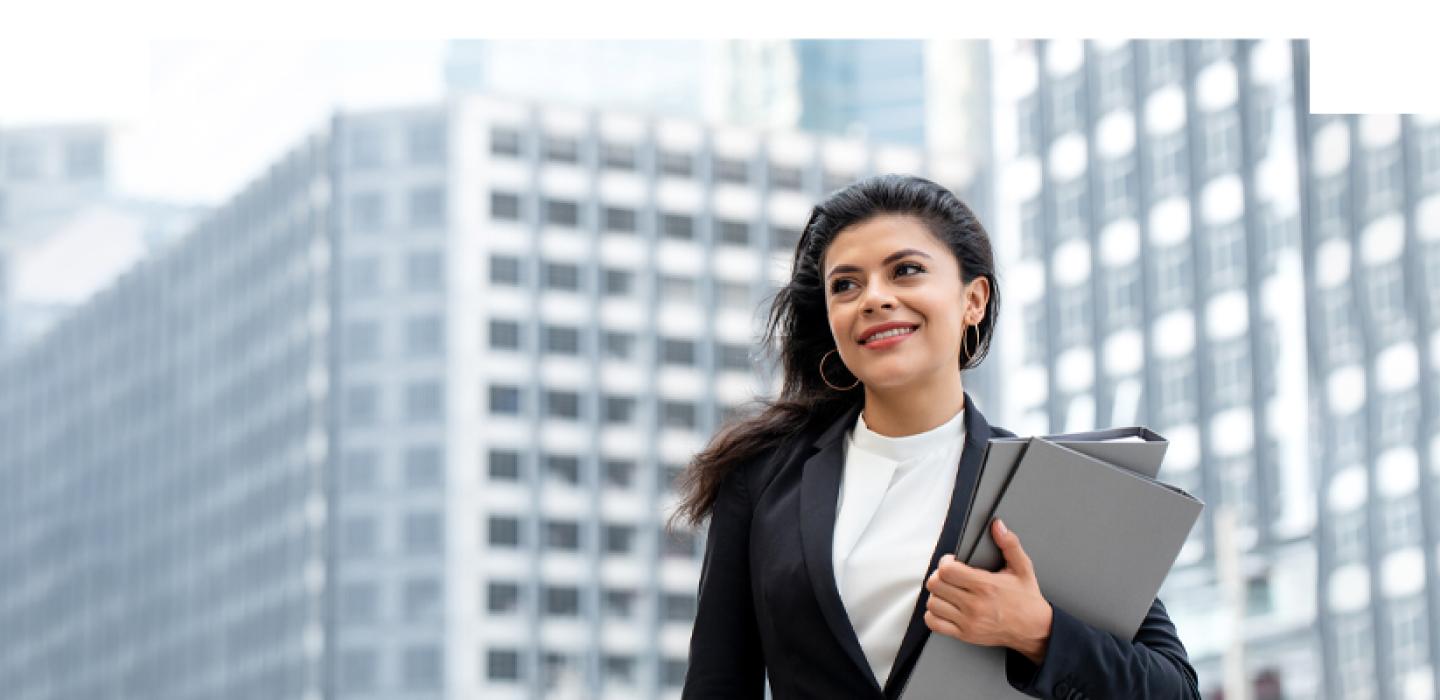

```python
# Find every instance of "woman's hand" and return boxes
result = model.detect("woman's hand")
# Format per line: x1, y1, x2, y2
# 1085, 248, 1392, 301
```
923, 518, 1054, 665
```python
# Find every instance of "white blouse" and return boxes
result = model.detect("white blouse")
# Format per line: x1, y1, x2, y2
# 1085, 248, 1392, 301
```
832, 406, 967, 688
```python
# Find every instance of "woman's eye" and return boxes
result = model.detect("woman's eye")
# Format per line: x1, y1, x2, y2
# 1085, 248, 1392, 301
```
830, 279, 855, 294
896, 262, 925, 276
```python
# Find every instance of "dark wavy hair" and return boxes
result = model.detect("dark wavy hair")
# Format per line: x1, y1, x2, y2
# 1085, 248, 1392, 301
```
670, 174, 1001, 529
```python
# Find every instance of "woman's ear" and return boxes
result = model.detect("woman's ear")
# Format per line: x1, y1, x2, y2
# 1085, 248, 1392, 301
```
964, 277, 990, 325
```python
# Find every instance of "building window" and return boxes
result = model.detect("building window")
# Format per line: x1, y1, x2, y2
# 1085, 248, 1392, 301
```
488, 448, 522, 481
603, 395, 636, 424
660, 400, 697, 429
487, 648, 522, 681
659, 150, 693, 178
600, 590, 636, 622
543, 325, 581, 355
1156, 357, 1196, 425
488, 516, 521, 547
1379, 391, 1420, 448
1210, 341, 1251, 410
1020, 198, 1044, 259
491, 191, 521, 221
408, 186, 446, 228
714, 157, 750, 185
661, 213, 695, 241
489, 385, 522, 415
602, 331, 635, 360
771, 226, 803, 253
490, 255, 522, 286
662, 523, 696, 556
1390, 598, 1429, 679
1105, 263, 1141, 328
1153, 243, 1193, 312
660, 338, 696, 365
662, 592, 697, 622
1053, 179, 1088, 241
603, 206, 637, 233
543, 135, 579, 164
405, 381, 443, 422
403, 577, 442, 619
601, 142, 637, 170
346, 257, 382, 297
488, 581, 521, 614
405, 120, 445, 165
1368, 260, 1410, 340
1322, 287, 1360, 365
1384, 496, 1423, 549
544, 198, 580, 228
770, 165, 803, 190
1203, 109, 1241, 177
488, 319, 522, 351
1146, 40, 1183, 88
543, 262, 581, 292
544, 520, 580, 552
405, 315, 443, 357
545, 452, 579, 483
1150, 131, 1188, 199
823, 170, 858, 193
1016, 95, 1039, 156
603, 654, 636, 685
1097, 47, 1133, 114
405, 446, 442, 489
544, 586, 580, 616
660, 274, 697, 303
403, 645, 442, 691
717, 219, 751, 246
490, 127, 522, 157
342, 516, 377, 557
62, 138, 104, 179
406, 251, 444, 292
604, 524, 635, 555
350, 192, 385, 231
603, 460, 637, 490
1366, 147, 1403, 212
1332, 509, 1366, 562
718, 281, 750, 310
346, 385, 379, 426
1023, 301, 1047, 364
343, 450, 379, 492
345, 320, 381, 363
1050, 73, 1084, 135
718, 343, 751, 372
1100, 157, 1136, 222
339, 649, 377, 692
404, 511, 442, 553
349, 127, 385, 169
340, 582, 378, 623
1208, 222, 1247, 290
544, 390, 581, 420
603, 268, 633, 296
1056, 284, 1091, 347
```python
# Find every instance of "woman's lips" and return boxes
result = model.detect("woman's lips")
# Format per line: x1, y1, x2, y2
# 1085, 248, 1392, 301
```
860, 326, 917, 350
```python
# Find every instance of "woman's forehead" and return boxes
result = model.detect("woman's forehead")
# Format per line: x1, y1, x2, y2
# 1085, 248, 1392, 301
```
824, 214, 949, 266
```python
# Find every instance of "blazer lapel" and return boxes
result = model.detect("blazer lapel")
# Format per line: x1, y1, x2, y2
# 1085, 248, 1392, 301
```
882, 392, 993, 698
798, 402, 884, 695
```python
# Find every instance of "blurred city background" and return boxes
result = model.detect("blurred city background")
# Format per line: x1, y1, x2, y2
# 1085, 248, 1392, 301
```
0, 39, 1434, 699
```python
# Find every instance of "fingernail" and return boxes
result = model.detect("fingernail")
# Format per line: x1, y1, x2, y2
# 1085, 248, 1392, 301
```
997, 519, 1008, 535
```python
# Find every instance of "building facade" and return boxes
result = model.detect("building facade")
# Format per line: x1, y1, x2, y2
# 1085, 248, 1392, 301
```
987, 39, 1319, 698
0, 95, 962, 700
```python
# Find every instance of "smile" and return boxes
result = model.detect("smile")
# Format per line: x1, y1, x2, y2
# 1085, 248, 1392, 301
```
860, 325, 918, 348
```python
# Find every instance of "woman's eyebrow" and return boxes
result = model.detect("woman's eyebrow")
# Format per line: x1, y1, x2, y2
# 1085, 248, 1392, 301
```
826, 248, 933, 279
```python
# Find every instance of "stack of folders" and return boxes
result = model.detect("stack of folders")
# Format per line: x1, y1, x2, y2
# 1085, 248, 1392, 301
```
900, 427, 1204, 699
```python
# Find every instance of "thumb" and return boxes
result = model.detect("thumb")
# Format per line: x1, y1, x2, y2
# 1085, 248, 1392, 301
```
993, 518, 1034, 579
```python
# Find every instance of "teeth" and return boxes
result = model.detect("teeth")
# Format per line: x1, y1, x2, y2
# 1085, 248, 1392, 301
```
865, 327, 915, 343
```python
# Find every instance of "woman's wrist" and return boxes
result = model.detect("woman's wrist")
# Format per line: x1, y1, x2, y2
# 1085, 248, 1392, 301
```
1014, 602, 1054, 665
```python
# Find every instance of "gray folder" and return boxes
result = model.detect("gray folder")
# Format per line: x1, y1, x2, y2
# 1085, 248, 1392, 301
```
900, 432, 1202, 699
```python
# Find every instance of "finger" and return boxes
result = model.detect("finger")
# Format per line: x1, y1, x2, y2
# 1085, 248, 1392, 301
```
935, 555, 990, 590
926, 589, 968, 622
924, 609, 966, 640
993, 518, 1034, 579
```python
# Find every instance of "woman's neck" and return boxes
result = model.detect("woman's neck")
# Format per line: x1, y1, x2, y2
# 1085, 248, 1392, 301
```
860, 371, 966, 438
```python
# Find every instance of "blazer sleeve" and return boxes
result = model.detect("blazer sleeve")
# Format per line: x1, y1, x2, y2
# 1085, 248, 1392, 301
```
1003, 598, 1201, 700
681, 467, 766, 698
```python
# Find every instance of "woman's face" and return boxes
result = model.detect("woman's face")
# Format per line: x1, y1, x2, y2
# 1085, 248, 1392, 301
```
821, 214, 989, 392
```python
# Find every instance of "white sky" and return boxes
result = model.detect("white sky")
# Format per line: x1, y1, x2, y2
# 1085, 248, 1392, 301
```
0, 40, 447, 206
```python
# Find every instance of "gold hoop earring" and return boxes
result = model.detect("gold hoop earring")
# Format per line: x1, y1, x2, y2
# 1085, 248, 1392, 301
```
959, 323, 979, 367
819, 349, 860, 391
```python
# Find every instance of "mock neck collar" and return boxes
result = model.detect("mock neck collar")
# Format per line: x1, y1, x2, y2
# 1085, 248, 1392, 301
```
849, 405, 966, 464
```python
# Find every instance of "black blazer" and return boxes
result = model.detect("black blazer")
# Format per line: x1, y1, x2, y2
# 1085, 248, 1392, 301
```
682, 392, 1201, 700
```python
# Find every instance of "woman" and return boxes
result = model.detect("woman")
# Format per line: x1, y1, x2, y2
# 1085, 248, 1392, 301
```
673, 175, 1199, 699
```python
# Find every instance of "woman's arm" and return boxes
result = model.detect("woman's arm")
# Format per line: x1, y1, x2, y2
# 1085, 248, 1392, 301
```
681, 468, 766, 698
1004, 597, 1200, 700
